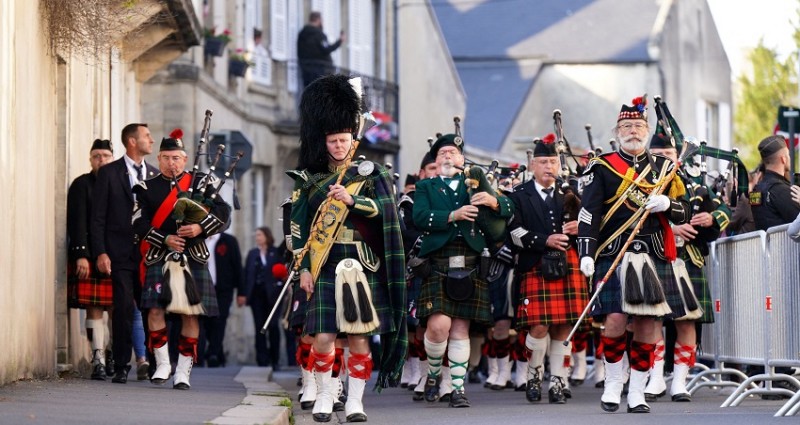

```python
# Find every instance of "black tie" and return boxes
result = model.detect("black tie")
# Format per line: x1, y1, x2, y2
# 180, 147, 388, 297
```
133, 164, 143, 182
543, 187, 556, 209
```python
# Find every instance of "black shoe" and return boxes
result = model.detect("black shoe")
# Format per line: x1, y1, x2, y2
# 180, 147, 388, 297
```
595, 381, 605, 389
568, 378, 584, 386
627, 404, 651, 413
562, 387, 572, 399
206, 355, 221, 368
645, 390, 666, 402
600, 400, 619, 412
296, 377, 303, 387
90, 362, 107, 381
300, 400, 315, 410
468, 368, 481, 384
346, 412, 368, 422
525, 378, 542, 402
333, 400, 344, 412
489, 382, 506, 391
423, 375, 441, 402
671, 392, 691, 402
412, 391, 424, 401
312, 412, 331, 422
438, 393, 451, 402
136, 362, 150, 381
111, 365, 131, 384
105, 352, 115, 377
549, 378, 567, 404
515, 384, 526, 392
448, 390, 470, 408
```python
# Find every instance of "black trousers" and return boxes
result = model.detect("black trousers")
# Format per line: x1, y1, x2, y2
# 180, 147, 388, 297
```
111, 268, 142, 371
250, 287, 281, 367
202, 290, 233, 366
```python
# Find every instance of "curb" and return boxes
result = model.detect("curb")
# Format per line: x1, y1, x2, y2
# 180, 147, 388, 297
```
207, 366, 292, 425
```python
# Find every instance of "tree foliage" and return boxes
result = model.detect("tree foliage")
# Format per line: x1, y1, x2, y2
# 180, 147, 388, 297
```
734, 43, 796, 168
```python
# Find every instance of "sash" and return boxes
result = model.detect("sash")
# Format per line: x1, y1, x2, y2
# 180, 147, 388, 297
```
138, 174, 192, 285
597, 154, 677, 261
305, 179, 367, 283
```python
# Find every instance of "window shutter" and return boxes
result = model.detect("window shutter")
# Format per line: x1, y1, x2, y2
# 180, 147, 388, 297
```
348, 0, 373, 76
271, 0, 288, 61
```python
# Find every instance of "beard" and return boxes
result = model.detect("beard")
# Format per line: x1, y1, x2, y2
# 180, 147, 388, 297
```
618, 134, 645, 154
439, 161, 457, 177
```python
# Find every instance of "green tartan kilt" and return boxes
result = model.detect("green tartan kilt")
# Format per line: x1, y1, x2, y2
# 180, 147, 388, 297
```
679, 251, 713, 323
303, 242, 395, 336
591, 254, 686, 319
417, 240, 493, 326
141, 259, 219, 317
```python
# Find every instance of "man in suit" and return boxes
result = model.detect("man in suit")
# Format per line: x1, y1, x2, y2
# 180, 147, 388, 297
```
202, 232, 245, 367
412, 132, 513, 407
506, 134, 588, 404
90, 123, 156, 383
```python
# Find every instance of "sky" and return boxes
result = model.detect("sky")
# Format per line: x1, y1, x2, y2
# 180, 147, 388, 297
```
708, 0, 798, 78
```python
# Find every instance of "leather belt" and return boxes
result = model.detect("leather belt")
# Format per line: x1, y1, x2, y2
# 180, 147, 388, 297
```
432, 256, 477, 268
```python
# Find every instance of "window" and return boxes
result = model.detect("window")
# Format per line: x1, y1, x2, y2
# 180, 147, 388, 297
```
251, 165, 272, 228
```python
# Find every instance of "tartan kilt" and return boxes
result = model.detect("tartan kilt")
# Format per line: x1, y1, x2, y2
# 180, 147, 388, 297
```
67, 262, 113, 309
140, 259, 219, 317
303, 242, 395, 336
417, 240, 493, 326
515, 248, 589, 328
590, 253, 686, 319
679, 251, 713, 323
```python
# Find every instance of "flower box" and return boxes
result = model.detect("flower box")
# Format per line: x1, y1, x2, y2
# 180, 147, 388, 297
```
204, 37, 227, 57
229, 59, 249, 77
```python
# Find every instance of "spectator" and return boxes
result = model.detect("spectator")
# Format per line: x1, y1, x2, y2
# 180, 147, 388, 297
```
244, 226, 283, 369
297, 11, 345, 88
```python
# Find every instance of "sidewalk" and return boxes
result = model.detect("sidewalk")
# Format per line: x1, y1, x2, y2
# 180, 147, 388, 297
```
0, 366, 291, 425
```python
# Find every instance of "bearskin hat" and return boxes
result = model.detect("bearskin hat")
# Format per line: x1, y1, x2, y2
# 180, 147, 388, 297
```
298, 74, 363, 173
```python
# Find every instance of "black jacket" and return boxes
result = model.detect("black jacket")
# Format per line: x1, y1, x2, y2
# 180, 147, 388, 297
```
751, 170, 800, 230
90, 157, 157, 270
506, 180, 568, 273
297, 24, 341, 65
211, 233, 245, 296
67, 173, 96, 262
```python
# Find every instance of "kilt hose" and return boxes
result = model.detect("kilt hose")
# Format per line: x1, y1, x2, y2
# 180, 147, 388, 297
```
141, 259, 219, 317
515, 248, 589, 329
417, 239, 493, 327
67, 261, 113, 309
303, 242, 395, 336
678, 251, 713, 324
590, 254, 687, 319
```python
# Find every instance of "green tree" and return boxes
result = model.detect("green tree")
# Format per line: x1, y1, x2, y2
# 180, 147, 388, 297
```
734, 42, 796, 169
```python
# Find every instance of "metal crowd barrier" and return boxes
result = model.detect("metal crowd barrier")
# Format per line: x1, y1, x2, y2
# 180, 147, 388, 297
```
688, 225, 800, 416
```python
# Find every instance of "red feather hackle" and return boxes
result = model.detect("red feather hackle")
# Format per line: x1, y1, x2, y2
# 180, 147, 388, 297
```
169, 128, 184, 140
542, 133, 556, 144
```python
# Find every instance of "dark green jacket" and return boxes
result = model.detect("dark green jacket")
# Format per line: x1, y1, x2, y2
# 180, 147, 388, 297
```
412, 174, 513, 257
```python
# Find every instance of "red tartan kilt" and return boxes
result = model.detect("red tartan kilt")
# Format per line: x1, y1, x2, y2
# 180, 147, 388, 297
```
67, 261, 113, 309
515, 248, 589, 328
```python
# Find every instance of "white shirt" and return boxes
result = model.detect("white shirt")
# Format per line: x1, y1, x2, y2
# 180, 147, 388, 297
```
205, 233, 221, 285
534, 181, 556, 201
123, 154, 145, 188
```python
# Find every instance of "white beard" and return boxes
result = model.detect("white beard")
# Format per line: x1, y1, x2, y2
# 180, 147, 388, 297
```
440, 162, 457, 177
619, 135, 645, 154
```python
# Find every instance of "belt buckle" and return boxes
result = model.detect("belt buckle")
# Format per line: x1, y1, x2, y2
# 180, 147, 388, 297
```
449, 255, 465, 268
339, 228, 354, 243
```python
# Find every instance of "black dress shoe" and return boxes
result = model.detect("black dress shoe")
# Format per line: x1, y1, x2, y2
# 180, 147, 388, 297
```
90, 363, 107, 381
206, 355, 220, 368
312, 412, 331, 422
448, 390, 470, 408
595, 381, 605, 389
346, 412, 367, 422
627, 403, 651, 413
568, 378, 584, 386
600, 401, 619, 412
300, 400, 315, 410
333, 400, 344, 412
515, 384, 526, 392
548, 378, 567, 404
111, 365, 131, 384
467, 369, 481, 384
438, 393, 451, 402
562, 387, 572, 399
645, 390, 666, 402
671, 392, 691, 402
525, 378, 542, 402
423, 375, 441, 402
412, 391, 424, 401
105, 353, 115, 377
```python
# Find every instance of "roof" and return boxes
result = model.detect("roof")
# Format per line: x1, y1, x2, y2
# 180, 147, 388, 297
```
432, 0, 662, 151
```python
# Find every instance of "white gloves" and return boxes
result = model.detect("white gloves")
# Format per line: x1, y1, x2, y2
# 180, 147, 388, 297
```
645, 194, 671, 213
580, 256, 595, 277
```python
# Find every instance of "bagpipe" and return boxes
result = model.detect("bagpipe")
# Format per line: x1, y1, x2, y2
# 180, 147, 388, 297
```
551, 110, 583, 222
159, 110, 244, 316
652, 97, 748, 209
171, 110, 244, 224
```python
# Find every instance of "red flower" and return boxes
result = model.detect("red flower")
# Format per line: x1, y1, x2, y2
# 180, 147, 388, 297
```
216, 244, 227, 256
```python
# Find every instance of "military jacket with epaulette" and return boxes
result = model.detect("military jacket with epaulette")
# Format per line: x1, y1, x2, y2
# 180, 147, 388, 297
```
577, 150, 689, 260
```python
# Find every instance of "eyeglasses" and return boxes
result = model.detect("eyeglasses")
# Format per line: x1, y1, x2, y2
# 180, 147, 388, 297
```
437, 149, 460, 157
91, 153, 113, 160
618, 123, 648, 131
